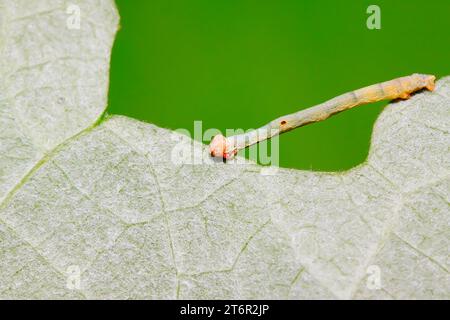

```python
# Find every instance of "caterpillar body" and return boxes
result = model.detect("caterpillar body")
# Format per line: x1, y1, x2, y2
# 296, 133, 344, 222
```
210, 73, 436, 160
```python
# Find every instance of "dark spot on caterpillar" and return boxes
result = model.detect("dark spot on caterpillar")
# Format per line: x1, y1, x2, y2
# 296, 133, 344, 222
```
280, 120, 287, 125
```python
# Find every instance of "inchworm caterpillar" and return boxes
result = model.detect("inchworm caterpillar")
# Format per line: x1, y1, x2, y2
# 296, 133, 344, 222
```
209, 73, 436, 160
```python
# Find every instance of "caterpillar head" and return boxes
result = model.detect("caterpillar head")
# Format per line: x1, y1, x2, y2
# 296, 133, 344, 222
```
209, 134, 238, 160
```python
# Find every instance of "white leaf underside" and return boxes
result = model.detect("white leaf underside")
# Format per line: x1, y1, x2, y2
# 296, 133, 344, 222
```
0, 1, 448, 299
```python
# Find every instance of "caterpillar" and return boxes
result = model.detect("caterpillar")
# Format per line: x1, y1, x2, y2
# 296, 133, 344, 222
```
210, 73, 436, 160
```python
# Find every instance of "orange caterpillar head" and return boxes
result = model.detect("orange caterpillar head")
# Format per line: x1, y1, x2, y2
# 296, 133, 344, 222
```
209, 134, 238, 160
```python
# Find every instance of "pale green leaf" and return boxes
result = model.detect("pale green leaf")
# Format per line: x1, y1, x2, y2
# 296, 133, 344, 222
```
0, 0, 448, 299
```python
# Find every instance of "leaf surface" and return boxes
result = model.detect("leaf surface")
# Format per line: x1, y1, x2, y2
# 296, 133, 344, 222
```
0, 0, 448, 299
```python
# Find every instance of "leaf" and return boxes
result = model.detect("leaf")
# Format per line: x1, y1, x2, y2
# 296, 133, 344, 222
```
0, 1, 449, 300
0, 0, 119, 203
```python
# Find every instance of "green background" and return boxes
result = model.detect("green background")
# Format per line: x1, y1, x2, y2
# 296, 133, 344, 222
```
108, 0, 450, 171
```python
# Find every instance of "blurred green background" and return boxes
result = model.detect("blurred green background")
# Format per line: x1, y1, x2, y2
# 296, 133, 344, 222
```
108, 0, 450, 171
